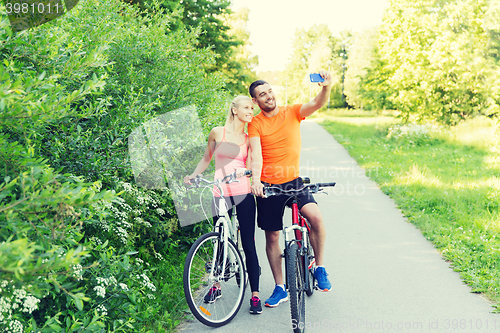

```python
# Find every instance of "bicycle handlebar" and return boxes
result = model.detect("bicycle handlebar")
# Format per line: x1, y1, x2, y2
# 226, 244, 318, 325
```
263, 181, 336, 197
187, 170, 252, 190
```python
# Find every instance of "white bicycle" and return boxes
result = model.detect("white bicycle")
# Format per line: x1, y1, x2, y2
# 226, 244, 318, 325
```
183, 170, 251, 327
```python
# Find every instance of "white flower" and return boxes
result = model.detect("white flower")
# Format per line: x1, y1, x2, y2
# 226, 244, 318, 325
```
90, 237, 103, 245
156, 208, 165, 215
109, 276, 117, 286
97, 277, 108, 286
96, 304, 108, 316
136, 273, 157, 292
22, 295, 40, 314
115, 226, 128, 244
72, 264, 83, 281
94, 286, 106, 298
13, 288, 26, 302
8, 319, 23, 333
118, 283, 129, 291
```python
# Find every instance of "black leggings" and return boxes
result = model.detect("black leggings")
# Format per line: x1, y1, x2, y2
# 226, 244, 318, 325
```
211, 193, 259, 293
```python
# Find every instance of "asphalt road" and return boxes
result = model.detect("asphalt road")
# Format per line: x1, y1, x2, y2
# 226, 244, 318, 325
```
178, 120, 499, 333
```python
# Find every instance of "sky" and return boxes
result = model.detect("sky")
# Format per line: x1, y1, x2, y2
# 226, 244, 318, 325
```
230, 0, 390, 73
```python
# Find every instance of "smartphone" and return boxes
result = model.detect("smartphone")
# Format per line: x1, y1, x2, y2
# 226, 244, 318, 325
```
309, 73, 324, 82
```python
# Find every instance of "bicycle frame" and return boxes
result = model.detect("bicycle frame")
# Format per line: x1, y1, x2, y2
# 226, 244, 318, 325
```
209, 196, 239, 283
283, 197, 311, 291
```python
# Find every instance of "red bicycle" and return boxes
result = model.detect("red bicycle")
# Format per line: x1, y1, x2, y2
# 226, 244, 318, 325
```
263, 178, 336, 333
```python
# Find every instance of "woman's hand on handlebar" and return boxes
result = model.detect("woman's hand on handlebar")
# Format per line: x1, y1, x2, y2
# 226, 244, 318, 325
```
235, 168, 250, 178
183, 174, 198, 185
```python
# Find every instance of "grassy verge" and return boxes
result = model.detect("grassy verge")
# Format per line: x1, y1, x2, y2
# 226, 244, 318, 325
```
314, 110, 500, 310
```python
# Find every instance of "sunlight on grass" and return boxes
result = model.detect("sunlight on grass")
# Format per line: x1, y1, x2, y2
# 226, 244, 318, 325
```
485, 155, 500, 170
312, 113, 398, 126
451, 177, 500, 190
394, 164, 444, 187
445, 117, 500, 151
310, 108, 400, 126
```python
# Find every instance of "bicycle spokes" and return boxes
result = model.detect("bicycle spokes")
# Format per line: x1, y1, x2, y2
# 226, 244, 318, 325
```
183, 232, 246, 327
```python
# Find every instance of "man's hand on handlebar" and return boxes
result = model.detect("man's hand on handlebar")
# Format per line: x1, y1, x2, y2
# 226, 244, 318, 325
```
251, 180, 264, 198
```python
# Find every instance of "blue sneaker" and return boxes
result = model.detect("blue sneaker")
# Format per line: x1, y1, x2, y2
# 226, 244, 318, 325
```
314, 267, 331, 291
265, 285, 288, 307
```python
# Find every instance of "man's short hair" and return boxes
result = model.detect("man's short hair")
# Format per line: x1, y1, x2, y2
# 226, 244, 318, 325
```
249, 80, 269, 98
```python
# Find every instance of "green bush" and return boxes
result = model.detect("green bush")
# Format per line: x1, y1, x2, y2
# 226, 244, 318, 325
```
0, 0, 229, 330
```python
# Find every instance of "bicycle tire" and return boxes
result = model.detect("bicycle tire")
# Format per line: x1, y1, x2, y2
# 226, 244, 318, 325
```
286, 242, 306, 333
183, 232, 246, 327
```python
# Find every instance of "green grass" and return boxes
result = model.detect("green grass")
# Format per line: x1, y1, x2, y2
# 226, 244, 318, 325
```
316, 111, 500, 310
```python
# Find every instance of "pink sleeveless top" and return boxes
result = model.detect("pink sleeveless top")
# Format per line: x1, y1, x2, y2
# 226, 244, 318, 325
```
213, 128, 251, 197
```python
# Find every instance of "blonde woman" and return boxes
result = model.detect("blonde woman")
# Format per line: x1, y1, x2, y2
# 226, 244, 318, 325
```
184, 95, 262, 314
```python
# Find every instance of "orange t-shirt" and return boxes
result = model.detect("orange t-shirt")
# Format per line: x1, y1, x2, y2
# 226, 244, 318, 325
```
248, 104, 304, 184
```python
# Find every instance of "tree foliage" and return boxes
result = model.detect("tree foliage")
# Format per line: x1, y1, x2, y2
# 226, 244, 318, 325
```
357, 46, 396, 111
344, 28, 378, 109
220, 7, 258, 95
364, 0, 500, 123
159, 0, 234, 70
0, 0, 228, 330
155, 0, 257, 94
282, 24, 347, 107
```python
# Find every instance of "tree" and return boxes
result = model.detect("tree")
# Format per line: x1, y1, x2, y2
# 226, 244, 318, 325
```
282, 24, 342, 106
358, 47, 396, 111
133, 0, 257, 94
376, 0, 500, 123
220, 7, 258, 94
158, 0, 238, 72
344, 28, 378, 109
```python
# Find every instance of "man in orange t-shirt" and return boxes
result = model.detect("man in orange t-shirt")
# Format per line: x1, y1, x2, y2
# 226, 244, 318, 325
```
248, 71, 334, 308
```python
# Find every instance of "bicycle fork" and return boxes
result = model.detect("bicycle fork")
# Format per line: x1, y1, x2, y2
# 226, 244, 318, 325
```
209, 218, 234, 283
283, 203, 310, 291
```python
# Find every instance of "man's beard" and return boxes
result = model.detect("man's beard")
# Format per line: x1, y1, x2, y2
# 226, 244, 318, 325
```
259, 99, 276, 112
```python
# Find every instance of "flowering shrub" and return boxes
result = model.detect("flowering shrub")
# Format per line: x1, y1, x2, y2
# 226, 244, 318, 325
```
387, 123, 441, 146
87, 181, 178, 258
0, 0, 226, 330
0, 281, 40, 333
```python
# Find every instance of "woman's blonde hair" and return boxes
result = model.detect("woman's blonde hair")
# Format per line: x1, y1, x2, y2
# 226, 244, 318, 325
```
225, 95, 252, 126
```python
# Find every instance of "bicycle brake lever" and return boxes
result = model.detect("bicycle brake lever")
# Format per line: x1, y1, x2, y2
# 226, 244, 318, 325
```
263, 188, 275, 198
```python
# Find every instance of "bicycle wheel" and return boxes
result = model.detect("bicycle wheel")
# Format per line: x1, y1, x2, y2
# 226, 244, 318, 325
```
305, 236, 315, 297
286, 242, 306, 333
183, 232, 246, 327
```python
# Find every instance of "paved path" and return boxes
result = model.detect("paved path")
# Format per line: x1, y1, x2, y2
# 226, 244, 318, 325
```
179, 120, 499, 333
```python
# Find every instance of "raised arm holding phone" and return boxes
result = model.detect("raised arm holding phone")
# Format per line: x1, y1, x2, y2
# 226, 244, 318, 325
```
248, 70, 334, 307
